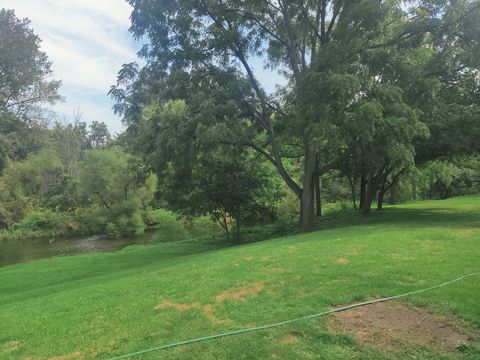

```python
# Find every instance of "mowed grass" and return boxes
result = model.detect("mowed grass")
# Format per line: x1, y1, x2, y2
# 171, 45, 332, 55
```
1, 195, 480, 360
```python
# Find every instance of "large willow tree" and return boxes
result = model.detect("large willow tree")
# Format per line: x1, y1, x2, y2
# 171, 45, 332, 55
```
111, 0, 479, 230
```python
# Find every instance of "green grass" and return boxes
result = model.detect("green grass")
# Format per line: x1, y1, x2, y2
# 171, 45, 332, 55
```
1, 195, 480, 359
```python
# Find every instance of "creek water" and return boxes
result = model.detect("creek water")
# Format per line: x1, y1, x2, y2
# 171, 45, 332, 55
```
0, 230, 156, 267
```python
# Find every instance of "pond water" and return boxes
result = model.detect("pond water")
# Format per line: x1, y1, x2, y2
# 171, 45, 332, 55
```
0, 230, 156, 267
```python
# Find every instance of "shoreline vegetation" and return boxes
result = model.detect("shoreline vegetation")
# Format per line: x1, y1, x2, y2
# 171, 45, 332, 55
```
2, 3, 480, 245
1, 195, 479, 359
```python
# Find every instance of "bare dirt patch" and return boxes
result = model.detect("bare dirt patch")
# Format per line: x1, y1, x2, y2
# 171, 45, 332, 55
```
2, 340, 22, 353
336, 257, 350, 265
154, 300, 200, 311
155, 282, 264, 325
279, 334, 299, 345
329, 301, 478, 353
202, 304, 230, 324
47, 352, 83, 360
215, 282, 264, 303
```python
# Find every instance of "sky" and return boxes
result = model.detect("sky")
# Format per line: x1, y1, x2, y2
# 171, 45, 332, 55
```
1, 0, 138, 134
1, 0, 283, 134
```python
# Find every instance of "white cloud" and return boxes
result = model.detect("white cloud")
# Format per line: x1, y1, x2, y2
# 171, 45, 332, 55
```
1, 1, 285, 133
1, 0, 138, 131
52, 98, 124, 135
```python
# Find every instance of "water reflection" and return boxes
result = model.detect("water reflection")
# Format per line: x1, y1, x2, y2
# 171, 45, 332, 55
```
0, 231, 156, 267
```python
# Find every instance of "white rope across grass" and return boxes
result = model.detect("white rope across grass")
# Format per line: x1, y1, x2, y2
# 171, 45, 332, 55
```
108, 272, 480, 360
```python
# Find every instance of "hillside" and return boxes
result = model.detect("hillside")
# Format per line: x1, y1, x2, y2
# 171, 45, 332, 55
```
1, 195, 480, 359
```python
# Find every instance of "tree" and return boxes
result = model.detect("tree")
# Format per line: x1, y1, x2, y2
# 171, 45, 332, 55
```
0, 9, 61, 121
112, 0, 479, 230
51, 115, 88, 178
88, 121, 112, 149
0, 146, 6, 175
418, 156, 480, 199
0, 148, 64, 226
0, 110, 50, 163
0, 9, 61, 171
192, 151, 273, 237
404, 0, 480, 164
345, 85, 428, 213
125, 100, 279, 236
76, 148, 157, 235
77, 149, 154, 209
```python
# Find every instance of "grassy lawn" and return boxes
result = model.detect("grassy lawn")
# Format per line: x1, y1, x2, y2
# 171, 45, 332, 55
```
1, 195, 480, 359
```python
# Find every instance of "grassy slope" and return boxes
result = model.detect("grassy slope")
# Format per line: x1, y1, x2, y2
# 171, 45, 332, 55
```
1, 196, 479, 360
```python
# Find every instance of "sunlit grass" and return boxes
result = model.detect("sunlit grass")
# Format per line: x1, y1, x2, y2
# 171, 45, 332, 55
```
1, 195, 479, 359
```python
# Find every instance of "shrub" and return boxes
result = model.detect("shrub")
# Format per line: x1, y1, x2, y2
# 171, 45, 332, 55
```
109, 200, 145, 237
75, 200, 145, 238
275, 192, 299, 221
16, 209, 74, 235
238, 218, 299, 243
182, 215, 223, 238
148, 209, 190, 243
322, 201, 351, 215
74, 204, 109, 235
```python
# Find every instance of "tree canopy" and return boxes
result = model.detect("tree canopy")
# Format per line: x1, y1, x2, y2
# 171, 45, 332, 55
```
111, 0, 480, 229
0, 9, 62, 173
0, 9, 61, 121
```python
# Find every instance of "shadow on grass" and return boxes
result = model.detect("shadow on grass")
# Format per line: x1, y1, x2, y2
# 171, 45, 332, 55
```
313, 205, 480, 232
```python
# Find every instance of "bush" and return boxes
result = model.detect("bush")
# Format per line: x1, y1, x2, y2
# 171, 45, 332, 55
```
182, 215, 223, 238
75, 200, 146, 238
74, 205, 109, 235
109, 200, 145, 237
322, 201, 351, 215
148, 209, 191, 243
275, 192, 299, 221
15, 209, 75, 235
238, 218, 299, 243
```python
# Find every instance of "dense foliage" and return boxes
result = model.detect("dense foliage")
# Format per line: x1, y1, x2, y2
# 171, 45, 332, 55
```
111, 0, 480, 230
1, 2, 479, 241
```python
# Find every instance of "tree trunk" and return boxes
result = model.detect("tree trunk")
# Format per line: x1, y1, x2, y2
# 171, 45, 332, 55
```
359, 175, 367, 210
362, 191, 375, 215
388, 185, 395, 204
362, 175, 378, 215
412, 179, 417, 201
300, 149, 316, 231
315, 175, 322, 217
377, 189, 386, 210
300, 186, 315, 231
348, 176, 357, 209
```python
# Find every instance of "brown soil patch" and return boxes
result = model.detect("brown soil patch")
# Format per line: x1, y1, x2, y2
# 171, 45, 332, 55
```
2, 340, 22, 353
202, 304, 230, 324
47, 352, 83, 360
21, 352, 83, 360
216, 282, 264, 303
329, 301, 477, 353
155, 282, 264, 325
336, 257, 350, 265
154, 300, 200, 311
278, 334, 299, 345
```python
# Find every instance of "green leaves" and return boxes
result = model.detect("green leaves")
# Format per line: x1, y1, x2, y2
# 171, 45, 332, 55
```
0, 9, 61, 121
